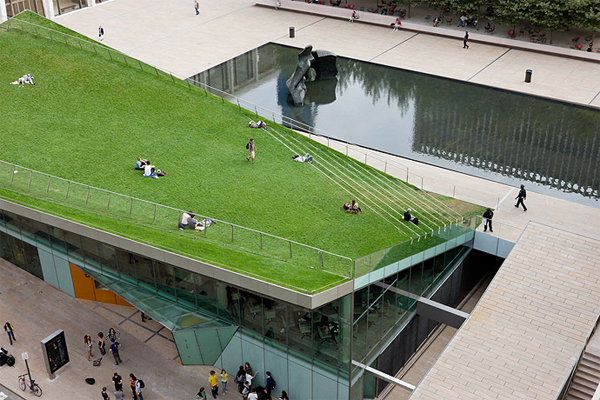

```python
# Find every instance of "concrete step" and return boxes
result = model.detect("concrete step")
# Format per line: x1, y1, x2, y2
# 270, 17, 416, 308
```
582, 351, 600, 367
565, 391, 588, 400
572, 375, 598, 392
579, 359, 600, 375
574, 370, 600, 388
570, 382, 595, 398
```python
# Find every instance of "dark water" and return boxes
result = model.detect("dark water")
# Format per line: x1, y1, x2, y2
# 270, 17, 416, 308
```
189, 43, 600, 207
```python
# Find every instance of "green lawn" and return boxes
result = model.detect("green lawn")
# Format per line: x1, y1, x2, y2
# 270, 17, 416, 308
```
0, 14, 484, 292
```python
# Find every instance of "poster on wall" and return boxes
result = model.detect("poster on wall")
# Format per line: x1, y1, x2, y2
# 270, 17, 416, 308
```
41, 329, 69, 377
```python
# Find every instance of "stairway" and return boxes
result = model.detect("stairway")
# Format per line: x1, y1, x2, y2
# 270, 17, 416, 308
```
564, 345, 600, 400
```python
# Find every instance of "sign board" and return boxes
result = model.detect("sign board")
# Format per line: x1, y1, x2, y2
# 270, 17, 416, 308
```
41, 329, 69, 376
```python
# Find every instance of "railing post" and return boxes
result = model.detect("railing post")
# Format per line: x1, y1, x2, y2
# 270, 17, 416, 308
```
153, 204, 157, 223
346, 143, 349, 156
85, 186, 90, 205
123, 55, 128, 66
260, 233, 263, 250
46, 176, 51, 194
170, 73, 175, 84
10, 165, 15, 184
365, 152, 368, 165
289, 241, 292, 258
231, 224, 234, 243
93, 45, 97, 55
453, 185, 456, 198
107, 193, 111, 210
154, 66, 159, 77
237, 99, 241, 111
384, 160, 387, 174
318, 251, 323, 269
79, 40, 83, 50
65, 181, 70, 200
28, 170, 32, 189
129, 197, 133, 216
108, 49, 113, 61
406, 168, 409, 182
138, 60, 144, 72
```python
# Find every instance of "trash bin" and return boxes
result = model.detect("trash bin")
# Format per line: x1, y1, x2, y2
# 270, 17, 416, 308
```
289, 27, 295, 38
525, 69, 532, 83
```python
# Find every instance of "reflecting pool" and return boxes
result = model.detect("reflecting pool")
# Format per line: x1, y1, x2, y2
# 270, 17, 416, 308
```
189, 43, 600, 207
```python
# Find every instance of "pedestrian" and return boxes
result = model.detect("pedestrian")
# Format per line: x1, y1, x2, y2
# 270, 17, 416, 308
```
241, 381, 251, 400
98, 332, 106, 356
129, 374, 138, 400
84, 334, 93, 361
135, 376, 144, 400
515, 184, 527, 211
102, 387, 110, 400
248, 388, 258, 400
4, 322, 16, 345
279, 390, 290, 400
107, 327, 118, 342
221, 369, 228, 394
99, 25, 104, 41
274, 0, 280, 10
194, 0, 199, 15
236, 366, 246, 393
112, 372, 123, 392
109, 338, 122, 365
113, 390, 124, 400
246, 138, 256, 165
483, 208, 494, 232
209, 370, 219, 398
463, 31, 469, 48
196, 387, 207, 400
265, 371, 276, 400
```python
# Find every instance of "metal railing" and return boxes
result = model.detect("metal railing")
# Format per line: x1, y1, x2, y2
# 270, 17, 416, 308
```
0, 160, 353, 283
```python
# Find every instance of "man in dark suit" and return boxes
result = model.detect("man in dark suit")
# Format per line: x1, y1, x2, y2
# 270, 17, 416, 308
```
515, 184, 527, 211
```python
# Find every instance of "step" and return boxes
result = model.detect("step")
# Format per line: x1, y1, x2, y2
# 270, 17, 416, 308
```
565, 392, 588, 400
572, 376, 598, 392
582, 351, 600, 367
575, 369, 600, 385
580, 359, 600, 374
570, 382, 595, 398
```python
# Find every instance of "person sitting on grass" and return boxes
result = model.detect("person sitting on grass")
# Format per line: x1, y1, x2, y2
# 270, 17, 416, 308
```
143, 164, 159, 179
292, 154, 313, 163
179, 211, 195, 230
135, 157, 150, 170
403, 209, 419, 225
248, 120, 267, 129
343, 200, 361, 214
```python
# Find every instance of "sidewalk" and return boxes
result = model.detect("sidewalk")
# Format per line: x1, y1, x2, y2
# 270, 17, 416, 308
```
0, 259, 241, 400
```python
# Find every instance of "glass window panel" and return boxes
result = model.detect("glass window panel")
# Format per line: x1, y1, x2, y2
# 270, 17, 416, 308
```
173, 267, 196, 306
154, 261, 174, 296
195, 274, 217, 316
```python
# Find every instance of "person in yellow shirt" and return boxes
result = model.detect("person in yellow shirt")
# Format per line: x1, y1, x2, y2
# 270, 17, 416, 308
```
209, 370, 219, 398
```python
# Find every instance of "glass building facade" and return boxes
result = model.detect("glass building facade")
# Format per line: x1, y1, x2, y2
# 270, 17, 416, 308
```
0, 204, 473, 399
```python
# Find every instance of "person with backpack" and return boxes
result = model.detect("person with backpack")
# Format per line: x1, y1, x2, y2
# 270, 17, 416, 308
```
129, 374, 138, 400
4, 322, 15, 345
136, 377, 145, 400
265, 371, 276, 400
246, 138, 256, 165
483, 208, 494, 232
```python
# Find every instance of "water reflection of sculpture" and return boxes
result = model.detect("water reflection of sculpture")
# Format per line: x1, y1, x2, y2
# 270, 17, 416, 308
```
286, 45, 338, 106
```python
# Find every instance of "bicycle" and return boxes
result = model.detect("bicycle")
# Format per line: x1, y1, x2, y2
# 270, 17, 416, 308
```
18, 373, 42, 397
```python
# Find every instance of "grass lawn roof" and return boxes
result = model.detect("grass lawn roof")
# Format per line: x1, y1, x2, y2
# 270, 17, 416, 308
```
0, 13, 485, 293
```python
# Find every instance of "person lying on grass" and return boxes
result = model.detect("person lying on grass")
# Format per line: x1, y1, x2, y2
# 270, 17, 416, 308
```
248, 120, 267, 129
292, 154, 313, 163
135, 157, 150, 170
10, 74, 35, 86
343, 200, 361, 214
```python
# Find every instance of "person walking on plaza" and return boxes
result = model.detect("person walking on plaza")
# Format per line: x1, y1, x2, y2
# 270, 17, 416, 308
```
109, 338, 122, 365
98, 332, 106, 356
102, 386, 110, 400
129, 374, 138, 400
246, 138, 256, 165
4, 322, 16, 345
209, 370, 219, 398
99, 25, 104, 41
463, 31, 469, 48
221, 369, 228, 394
515, 184, 527, 211
196, 387, 207, 400
265, 371, 276, 400
135, 377, 144, 400
483, 208, 494, 232
84, 334, 94, 361
194, 0, 199, 15
112, 372, 123, 392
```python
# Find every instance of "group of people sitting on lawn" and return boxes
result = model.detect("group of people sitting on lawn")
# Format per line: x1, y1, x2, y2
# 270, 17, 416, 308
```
10, 74, 35, 86
343, 200, 362, 214
135, 157, 166, 179
178, 211, 216, 232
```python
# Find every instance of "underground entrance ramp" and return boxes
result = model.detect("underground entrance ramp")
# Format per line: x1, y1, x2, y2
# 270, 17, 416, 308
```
76, 264, 238, 366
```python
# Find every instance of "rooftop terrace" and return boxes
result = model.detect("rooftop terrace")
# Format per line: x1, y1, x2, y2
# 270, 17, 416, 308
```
0, 13, 483, 293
